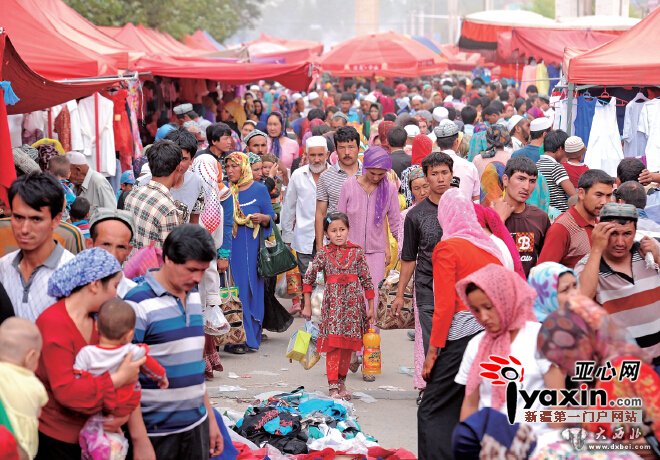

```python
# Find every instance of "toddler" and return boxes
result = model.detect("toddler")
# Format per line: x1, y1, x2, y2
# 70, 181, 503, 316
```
0, 317, 48, 459
70, 197, 91, 239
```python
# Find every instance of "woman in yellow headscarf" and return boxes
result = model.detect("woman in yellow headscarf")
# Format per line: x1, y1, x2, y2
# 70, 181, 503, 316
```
224, 152, 275, 354
222, 100, 247, 133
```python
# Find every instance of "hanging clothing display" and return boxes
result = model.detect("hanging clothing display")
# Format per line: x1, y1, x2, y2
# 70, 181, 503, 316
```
535, 62, 549, 96
126, 80, 144, 159
66, 100, 85, 152
551, 97, 576, 134
103, 88, 134, 172
22, 111, 47, 145
78, 93, 117, 177
638, 98, 660, 173
574, 95, 597, 147
54, 105, 71, 152
585, 97, 623, 177
519, 64, 537, 96
7, 115, 23, 148
622, 93, 649, 159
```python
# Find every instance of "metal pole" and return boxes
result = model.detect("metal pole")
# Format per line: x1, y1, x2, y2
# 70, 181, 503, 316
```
566, 82, 575, 136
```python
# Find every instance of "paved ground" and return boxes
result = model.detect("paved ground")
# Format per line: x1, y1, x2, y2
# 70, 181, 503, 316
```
207, 316, 420, 455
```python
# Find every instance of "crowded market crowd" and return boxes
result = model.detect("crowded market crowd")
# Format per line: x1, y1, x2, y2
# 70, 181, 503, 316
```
0, 74, 659, 460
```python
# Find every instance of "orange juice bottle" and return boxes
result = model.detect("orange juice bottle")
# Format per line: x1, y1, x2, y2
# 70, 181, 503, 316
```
362, 329, 381, 375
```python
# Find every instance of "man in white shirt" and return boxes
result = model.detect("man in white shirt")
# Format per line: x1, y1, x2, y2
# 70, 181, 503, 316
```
434, 120, 480, 202
67, 151, 117, 213
0, 173, 74, 321
507, 115, 529, 152
282, 136, 329, 278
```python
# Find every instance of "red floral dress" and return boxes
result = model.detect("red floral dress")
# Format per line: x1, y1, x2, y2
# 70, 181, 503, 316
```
302, 243, 375, 352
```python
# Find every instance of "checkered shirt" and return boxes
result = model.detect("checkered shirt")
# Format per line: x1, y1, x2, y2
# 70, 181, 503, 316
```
123, 180, 181, 249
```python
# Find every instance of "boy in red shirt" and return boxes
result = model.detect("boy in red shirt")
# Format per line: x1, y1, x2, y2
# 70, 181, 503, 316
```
562, 136, 589, 189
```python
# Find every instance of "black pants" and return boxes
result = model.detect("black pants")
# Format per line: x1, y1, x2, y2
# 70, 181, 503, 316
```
417, 334, 476, 460
149, 417, 209, 460
36, 431, 81, 460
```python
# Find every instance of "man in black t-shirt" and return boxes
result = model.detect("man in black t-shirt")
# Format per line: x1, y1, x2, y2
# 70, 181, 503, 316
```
500, 157, 551, 277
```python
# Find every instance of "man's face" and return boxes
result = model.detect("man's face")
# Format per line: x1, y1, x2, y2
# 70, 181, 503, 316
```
311, 98, 321, 108
540, 100, 550, 111
411, 99, 422, 111
10, 195, 60, 252
426, 164, 452, 195
432, 93, 442, 106
579, 183, 614, 217
295, 99, 305, 112
503, 171, 537, 204
213, 134, 234, 153
180, 149, 193, 172
92, 220, 132, 265
69, 165, 86, 185
331, 117, 347, 130
605, 221, 636, 260
336, 141, 359, 168
423, 87, 432, 99
486, 87, 493, 100
360, 100, 370, 114
164, 259, 210, 293
485, 112, 500, 125
307, 147, 328, 174
247, 136, 268, 155
340, 100, 352, 114
504, 105, 515, 119
418, 119, 428, 134
519, 119, 531, 139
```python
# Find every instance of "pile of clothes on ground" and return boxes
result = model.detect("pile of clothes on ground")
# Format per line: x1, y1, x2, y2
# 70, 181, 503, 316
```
222, 387, 414, 459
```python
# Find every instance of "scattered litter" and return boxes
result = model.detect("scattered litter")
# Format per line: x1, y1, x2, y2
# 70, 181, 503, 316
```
217, 385, 246, 392
227, 372, 240, 379
352, 392, 377, 404
398, 366, 414, 376
250, 370, 280, 376
378, 385, 406, 392
254, 390, 285, 401
276, 382, 289, 387
280, 368, 289, 371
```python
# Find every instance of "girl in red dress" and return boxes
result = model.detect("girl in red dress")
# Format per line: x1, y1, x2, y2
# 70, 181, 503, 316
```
302, 212, 375, 400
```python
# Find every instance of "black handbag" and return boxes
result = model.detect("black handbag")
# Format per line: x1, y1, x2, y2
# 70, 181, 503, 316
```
257, 225, 297, 277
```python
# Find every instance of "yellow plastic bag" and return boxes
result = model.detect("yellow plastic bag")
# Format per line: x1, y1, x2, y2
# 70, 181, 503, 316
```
286, 329, 311, 362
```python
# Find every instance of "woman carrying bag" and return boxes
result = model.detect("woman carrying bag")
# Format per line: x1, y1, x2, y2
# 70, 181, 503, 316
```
224, 152, 275, 354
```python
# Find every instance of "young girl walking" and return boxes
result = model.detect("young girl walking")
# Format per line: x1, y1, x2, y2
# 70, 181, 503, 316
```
302, 212, 375, 400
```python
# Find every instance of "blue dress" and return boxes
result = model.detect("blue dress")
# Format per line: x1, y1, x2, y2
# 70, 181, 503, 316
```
230, 181, 275, 349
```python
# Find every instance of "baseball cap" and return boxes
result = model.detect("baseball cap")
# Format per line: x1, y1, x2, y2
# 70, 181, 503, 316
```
506, 115, 524, 132
529, 117, 552, 132
89, 208, 135, 239
120, 170, 135, 185
564, 136, 585, 154
599, 203, 638, 221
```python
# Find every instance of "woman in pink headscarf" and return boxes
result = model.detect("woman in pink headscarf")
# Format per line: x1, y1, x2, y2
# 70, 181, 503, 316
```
454, 263, 564, 434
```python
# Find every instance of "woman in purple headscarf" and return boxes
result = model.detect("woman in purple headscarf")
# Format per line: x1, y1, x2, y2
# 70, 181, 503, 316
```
337, 146, 401, 292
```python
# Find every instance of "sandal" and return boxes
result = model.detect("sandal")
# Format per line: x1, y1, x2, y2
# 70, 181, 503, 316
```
223, 344, 247, 355
329, 386, 341, 399
349, 354, 361, 373
416, 389, 424, 406
338, 381, 352, 401
362, 374, 376, 382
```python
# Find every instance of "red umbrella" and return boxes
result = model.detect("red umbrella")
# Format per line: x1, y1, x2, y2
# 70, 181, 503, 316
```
319, 31, 447, 77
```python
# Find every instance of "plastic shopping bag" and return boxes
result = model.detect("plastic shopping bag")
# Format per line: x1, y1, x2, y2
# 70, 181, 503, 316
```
80, 414, 129, 460
204, 304, 230, 336
286, 329, 311, 362
300, 339, 321, 370
275, 273, 293, 299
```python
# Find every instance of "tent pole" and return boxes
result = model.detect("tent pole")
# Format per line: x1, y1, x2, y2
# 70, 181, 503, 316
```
566, 82, 575, 136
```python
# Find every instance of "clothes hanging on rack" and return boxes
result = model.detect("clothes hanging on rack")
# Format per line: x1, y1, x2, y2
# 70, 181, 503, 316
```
127, 80, 144, 159
574, 95, 597, 147
535, 62, 549, 96
519, 65, 537, 96
54, 105, 71, 152
7, 114, 24, 148
78, 93, 116, 177
103, 88, 134, 172
552, 97, 576, 134
622, 93, 649, 159
638, 98, 660, 173
585, 97, 623, 177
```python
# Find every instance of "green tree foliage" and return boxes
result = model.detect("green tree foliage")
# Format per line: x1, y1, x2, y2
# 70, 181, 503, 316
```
65, 0, 262, 42
527, 0, 556, 19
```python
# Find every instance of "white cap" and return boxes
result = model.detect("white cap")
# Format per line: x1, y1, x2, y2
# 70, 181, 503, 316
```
404, 125, 420, 138
564, 136, 585, 153
308, 91, 320, 101
530, 116, 552, 132
291, 93, 302, 102
139, 162, 151, 176
507, 115, 524, 132
432, 106, 449, 123
412, 95, 424, 102
67, 151, 87, 165
306, 135, 328, 151
364, 94, 377, 103
249, 84, 260, 92
444, 95, 453, 103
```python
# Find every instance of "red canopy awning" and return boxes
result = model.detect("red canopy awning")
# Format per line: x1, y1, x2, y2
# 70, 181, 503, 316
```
184, 30, 224, 52
2, 0, 118, 78
440, 44, 485, 71
320, 32, 447, 77
497, 27, 617, 64
244, 34, 323, 63
100, 24, 204, 57
567, 7, 660, 85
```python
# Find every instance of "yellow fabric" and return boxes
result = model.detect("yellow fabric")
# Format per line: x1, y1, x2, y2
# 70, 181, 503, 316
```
224, 100, 247, 129
31, 138, 65, 155
0, 362, 48, 458
226, 152, 259, 238
536, 62, 549, 96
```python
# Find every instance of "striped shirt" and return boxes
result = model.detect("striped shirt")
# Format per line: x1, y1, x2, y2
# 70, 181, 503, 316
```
538, 207, 594, 269
537, 155, 570, 212
123, 180, 181, 249
0, 243, 74, 321
123, 272, 207, 436
316, 162, 362, 214
575, 243, 660, 362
